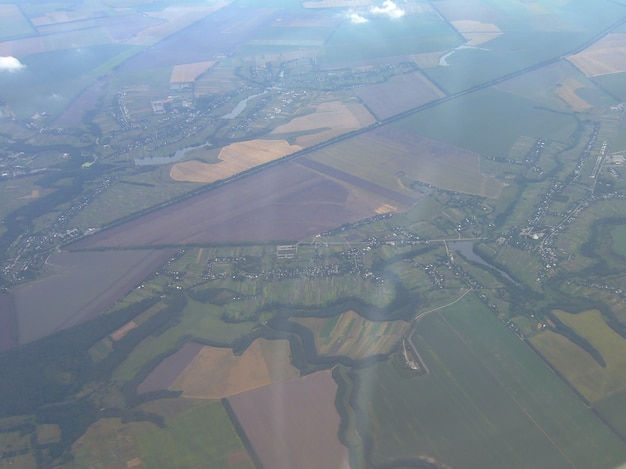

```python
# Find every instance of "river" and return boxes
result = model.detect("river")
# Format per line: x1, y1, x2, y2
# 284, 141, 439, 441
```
448, 241, 519, 285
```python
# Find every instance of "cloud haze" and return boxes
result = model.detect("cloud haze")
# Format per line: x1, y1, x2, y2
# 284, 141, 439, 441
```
370, 1, 405, 19
346, 1, 405, 23
0, 56, 25, 72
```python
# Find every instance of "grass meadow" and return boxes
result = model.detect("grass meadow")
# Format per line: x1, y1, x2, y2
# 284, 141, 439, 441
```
352, 295, 626, 469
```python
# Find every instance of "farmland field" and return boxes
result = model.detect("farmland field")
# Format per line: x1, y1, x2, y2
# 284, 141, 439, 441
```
13, 249, 172, 344
307, 125, 504, 198
353, 72, 445, 121
351, 295, 626, 469
393, 87, 579, 157
167, 339, 299, 399
295, 310, 409, 359
70, 161, 397, 249
568, 33, 626, 76
0, 4, 35, 40
228, 370, 349, 469
270, 100, 375, 146
71, 399, 252, 469
170, 139, 303, 183
611, 225, 626, 258
530, 309, 626, 403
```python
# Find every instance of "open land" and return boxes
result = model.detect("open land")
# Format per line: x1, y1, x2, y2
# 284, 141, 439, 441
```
451, 20, 502, 46
295, 310, 409, 359
170, 139, 302, 183
530, 309, 626, 403
13, 249, 173, 344
353, 296, 626, 469
270, 100, 375, 146
568, 33, 626, 76
306, 125, 505, 198
168, 339, 299, 399
170, 60, 217, 83
353, 71, 445, 121
71, 399, 252, 469
228, 370, 349, 469
0, 4, 35, 40
70, 161, 401, 249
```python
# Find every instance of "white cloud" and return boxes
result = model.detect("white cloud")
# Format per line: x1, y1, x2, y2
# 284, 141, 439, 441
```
370, 0, 405, 19
348, 12, 368, 24
0, 56, 25, 72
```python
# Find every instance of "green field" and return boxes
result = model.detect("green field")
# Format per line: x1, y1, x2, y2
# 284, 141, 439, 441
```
296, 310, 409, 359
531, 309, 626, 403
70, 399, 251, 469
112, 298, 255, 382
0, 4, 35, 40
393, 87, 578, 157
611, 225, 626, 258
351, 295, 626, 468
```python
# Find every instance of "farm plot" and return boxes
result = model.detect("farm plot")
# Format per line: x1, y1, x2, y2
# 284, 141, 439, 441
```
530, 309, 626, 403
354, 71, 444, 121
170, 139, 302, 183
70, 161, 396, 249
270, 100, 375, 146
451, 20, 502, 46
168, 339, 299, 399
295, 310, 409, 359
170, 60, 216, 83
0, 4, 35, 40
352, 295, 626, 469
71, 399, 252, 469
568, 33, 626, 76
0, 293, 17, 353
228, 370, 349, 469
307, 125, 504, 198
13, 249, 172, 344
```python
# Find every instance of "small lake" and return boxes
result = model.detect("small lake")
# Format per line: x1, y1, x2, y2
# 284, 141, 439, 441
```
222, 90, 268, 119
448, 241, 519, 285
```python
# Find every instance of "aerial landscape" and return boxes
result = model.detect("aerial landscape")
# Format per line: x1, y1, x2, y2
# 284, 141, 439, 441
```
3, 0, 626, 467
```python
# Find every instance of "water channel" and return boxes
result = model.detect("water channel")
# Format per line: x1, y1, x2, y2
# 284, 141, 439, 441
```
447, 241, 519, 285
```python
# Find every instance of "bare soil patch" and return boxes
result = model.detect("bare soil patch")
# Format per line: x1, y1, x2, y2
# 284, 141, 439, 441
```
556, 78, 592, 111
410, 51, 445, 69
228, 370, 349, 469
354, 71, 445, 121
170, 139, 302, 183
568, 33, 626, 76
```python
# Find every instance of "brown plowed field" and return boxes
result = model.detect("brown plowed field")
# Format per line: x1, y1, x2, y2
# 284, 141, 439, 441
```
228, 370, 349, 469
70, 161, 396, 249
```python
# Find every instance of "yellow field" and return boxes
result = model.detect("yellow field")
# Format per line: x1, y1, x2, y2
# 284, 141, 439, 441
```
531, 309, 626, 402
410, 51, 445, 69
568, 33, 626, 76
170, 139, 301, 183
170, 339, 299, 399
271, 101, 375, 146
303, 0, 374, 7
451, 20, 502, 46
556, 78, 592, 111
296, 310, 410, 360
109, 320, 138, 341
170, 61, 216, 83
